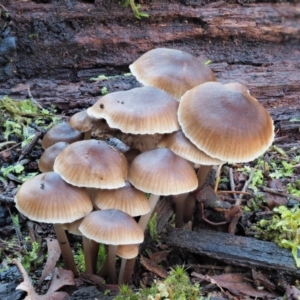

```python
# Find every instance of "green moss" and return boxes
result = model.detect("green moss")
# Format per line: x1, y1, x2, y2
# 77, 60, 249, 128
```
253, 205, 300, 267
122, 0, 149, 19
114, 266, 203, 299
147, 213, 158, 243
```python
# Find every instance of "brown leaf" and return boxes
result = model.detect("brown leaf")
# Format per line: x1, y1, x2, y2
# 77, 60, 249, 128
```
39, 238, 61, 284
140, 256, 168, 279
266, 179, 288, 209
14, 259, 74, 300
211, 273, 279, 298
148, 250, 170, 264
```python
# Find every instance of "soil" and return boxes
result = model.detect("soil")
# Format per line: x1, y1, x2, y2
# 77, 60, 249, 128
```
0, 0, 300, 299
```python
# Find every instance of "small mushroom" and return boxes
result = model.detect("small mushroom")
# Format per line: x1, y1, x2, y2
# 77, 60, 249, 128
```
42, 122, 83, 149
79, 209, 144, 283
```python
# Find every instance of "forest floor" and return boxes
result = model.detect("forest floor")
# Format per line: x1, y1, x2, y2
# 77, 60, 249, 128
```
0, 74, 300, 300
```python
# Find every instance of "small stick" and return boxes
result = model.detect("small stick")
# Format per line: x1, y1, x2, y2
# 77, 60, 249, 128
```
229, 168, 238, 200
0, 142, 22, 155
217, 191, 251, 195
18, 131, 42, 161
258, 186, 300, 202
236, 168, 254, 206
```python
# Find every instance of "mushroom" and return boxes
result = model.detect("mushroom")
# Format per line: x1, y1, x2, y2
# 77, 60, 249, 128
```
38, 141, 69, 172
15, 172, 93, 276
53, 139, 128, 189
129, 48, 216, 100
116, 244, 139, 285
42, 122, 83, 149
79, 209, 144, 283
178, 81, 274, 163
158, 130, 224, 226
128, 148, 198, 232
69, 109, 111, 140
86, 86, 180, 150
93, 182, 150, 217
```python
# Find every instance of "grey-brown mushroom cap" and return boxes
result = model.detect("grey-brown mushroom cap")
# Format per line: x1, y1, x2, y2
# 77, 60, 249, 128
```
129, 48, 216, 100
128, 148, 198, 195
38, 142, 69, 173
53, 139, 128, 189
15, 172, 93, 224
79, 209, 144, 245
86, 86, 180, 135
178, 82, 275, 163
158, 130, 224, 165
93, 182, 150, 217
69, 110, 107, 133
42, 122, 83, 149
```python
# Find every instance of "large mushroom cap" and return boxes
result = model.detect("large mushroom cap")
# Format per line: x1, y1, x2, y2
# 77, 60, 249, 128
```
178, 82, 274, 162
93, 182, 150, 217
129, 148, 198, 195
42, 122, 83, 149
15, 172, 93, 223
54, 139, 128, 189
87, 86, 180, 135
158, 130, 224, 165
79, 209, 144, 245
129, 48, 216, 99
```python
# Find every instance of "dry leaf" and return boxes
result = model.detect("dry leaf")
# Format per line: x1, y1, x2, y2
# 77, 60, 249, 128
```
14, 259, 74, 300
39, 238, 61, 284
266, 179, 288, 209
286, 285, 300, 300
211, 273, 279, 298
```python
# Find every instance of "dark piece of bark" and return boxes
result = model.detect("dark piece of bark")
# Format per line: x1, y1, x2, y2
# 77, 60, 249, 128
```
163, 226, 300, 278
0, 195, 14, 204
140, 256, 168, 279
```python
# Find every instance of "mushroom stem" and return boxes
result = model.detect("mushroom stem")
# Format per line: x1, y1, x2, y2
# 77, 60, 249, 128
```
174, 193, 189, 228
121, 258, 136, 284
106, 245, 118, 283
214, 164, 224, 193
53, 224, 78, 277
138, 194, 160, 232
118, 258, 128, 285
84, 129, 92, 140
139, 134, 157, 151
90, 240, 100, 274
197, 165, 213, 190
82, 236, 93, 274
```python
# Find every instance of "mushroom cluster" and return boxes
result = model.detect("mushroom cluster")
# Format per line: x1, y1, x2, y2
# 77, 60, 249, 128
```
14, 47, 274, 285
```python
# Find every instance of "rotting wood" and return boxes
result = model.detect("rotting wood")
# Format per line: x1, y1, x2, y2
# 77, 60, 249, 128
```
163, 226, 300, 278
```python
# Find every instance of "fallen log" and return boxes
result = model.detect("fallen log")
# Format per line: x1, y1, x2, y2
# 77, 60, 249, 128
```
163, 226, 300, 278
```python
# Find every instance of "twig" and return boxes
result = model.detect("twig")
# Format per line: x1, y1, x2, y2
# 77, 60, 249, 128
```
0, 194, 14, 204
18, 131, 43, 161
27, 84, 43, 109
0, 142, 22, 155
236, 168, 255, 206
217, 191, 251, 195
229, 168, 238, 200
258, 186, 300, 202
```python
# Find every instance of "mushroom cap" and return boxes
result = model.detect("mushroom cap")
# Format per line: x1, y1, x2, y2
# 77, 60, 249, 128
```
117, 244, 139, 259
38, 142, 69, 173
93, 182, 150, 217
69, 110, 107, 133
129, 48, 216, 99
42, 122, 83, 149
63, 218, 83, 236
15, 172, 93, 224
79, 209, 144, 245
129, 148, 198, 195
87, 86, 180, 135
178, 82, 274, 162
53, 139, 128, 189
158, 130, 224, 165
